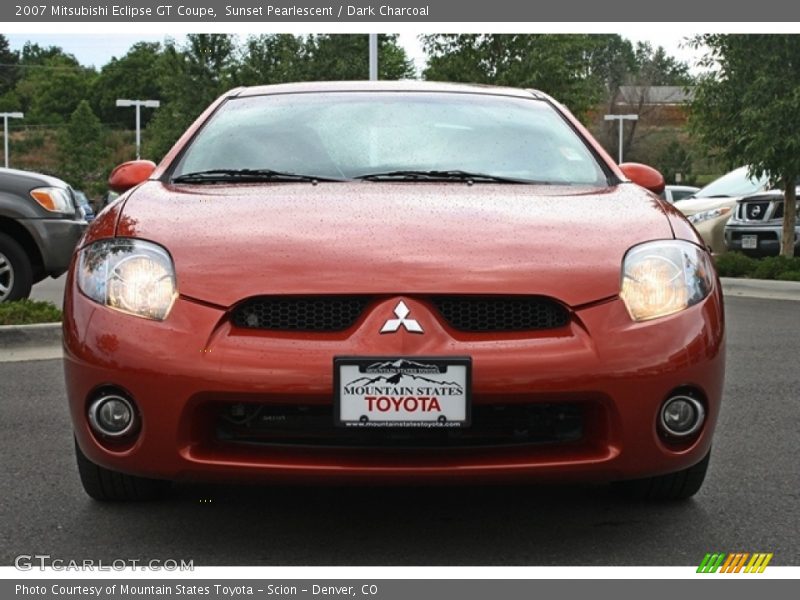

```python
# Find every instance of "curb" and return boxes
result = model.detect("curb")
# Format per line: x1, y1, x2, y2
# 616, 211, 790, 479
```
0, 322, 62, 349
720, 277, 800, 302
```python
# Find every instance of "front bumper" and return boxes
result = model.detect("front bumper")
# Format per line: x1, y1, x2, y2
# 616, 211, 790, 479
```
725, 222, 800, 255
64, 279, 725, 485
18, 217, 87, 277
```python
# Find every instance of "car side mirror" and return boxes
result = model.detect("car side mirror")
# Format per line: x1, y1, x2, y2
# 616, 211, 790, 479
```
619, 163, 666, 195
108, 160, 156, 193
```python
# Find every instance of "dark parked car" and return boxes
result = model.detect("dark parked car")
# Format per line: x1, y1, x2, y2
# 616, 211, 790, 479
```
100, 190, 119, 209
0, 168, 86, 302
73, 190, 96, 223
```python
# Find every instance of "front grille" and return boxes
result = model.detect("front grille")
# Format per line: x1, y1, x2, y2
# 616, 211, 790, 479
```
432, 296, 569, 332
232, 296, 368, 331
743, 201, 770, 221
232, 295, 569, 333
216, 403, 584, 448
761, 200, 798, 220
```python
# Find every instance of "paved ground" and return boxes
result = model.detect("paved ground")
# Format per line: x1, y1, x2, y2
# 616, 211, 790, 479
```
1, 296, 798, 566
30, 274, 66, 308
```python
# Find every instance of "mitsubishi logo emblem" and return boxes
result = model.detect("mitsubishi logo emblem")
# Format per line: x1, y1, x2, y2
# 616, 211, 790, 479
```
380, 300, 423, 334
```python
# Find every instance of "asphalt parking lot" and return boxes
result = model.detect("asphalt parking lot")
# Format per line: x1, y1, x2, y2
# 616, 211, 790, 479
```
1, 295, 798, 566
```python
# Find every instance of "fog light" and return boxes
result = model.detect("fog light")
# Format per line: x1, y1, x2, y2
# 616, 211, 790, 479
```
660, 395, 705, 437
88, 394, 136, 438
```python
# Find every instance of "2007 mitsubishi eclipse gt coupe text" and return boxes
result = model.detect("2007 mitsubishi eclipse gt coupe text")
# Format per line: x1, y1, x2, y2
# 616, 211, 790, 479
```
63, 81, 724, 502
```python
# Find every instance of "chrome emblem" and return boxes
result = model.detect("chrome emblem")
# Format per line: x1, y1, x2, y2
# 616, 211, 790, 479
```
380, 301, 423, 334
749, 205, 762, 218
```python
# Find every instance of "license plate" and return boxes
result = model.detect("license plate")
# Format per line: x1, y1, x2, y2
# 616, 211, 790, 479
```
335, 357, 471, 428
742, 235, 758, 249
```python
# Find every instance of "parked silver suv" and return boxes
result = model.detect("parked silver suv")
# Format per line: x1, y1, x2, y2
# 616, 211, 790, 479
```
725, 190, 800, 255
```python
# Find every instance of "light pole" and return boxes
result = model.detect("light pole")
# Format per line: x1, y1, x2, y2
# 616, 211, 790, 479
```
369, 34, 378, 80
604, 114, 638, 164
116, 99, 160, 160
1, 112, 24, 168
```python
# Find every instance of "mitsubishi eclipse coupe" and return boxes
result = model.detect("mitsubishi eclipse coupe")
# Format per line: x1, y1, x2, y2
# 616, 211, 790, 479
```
63, 81, 724, 502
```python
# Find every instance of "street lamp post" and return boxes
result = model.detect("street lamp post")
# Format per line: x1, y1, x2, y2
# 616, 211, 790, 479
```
369, 33, 378, 81
116, 99, 161, 160
1, 112, 24, 168
604, 114, 639, 164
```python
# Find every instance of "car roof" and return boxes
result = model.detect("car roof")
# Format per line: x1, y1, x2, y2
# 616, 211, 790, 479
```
233, 80, 543, 99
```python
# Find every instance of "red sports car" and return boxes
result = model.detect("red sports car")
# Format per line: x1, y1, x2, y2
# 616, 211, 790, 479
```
63, 81, 724, 502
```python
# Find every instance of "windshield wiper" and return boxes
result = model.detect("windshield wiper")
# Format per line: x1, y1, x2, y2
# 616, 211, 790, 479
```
352, 169, 540, 184
171, 169, 345, 184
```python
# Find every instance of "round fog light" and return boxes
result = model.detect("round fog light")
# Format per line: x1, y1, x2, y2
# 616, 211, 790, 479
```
88, 395, 136, 437
660, 395, 705, 437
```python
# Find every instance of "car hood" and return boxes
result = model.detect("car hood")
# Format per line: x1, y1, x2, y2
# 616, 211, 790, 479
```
674, 196, 739, 215
116, 181, 675, 307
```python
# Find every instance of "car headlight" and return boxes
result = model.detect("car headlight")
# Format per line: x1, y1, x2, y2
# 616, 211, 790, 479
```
620, 240, 714, 322
77, 239, 177, 321
687, 206, 731, 224
30, 187, 74, 213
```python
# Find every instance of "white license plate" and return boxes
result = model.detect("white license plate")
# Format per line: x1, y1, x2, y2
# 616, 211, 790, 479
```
335, 357, 471, 428
742, 235, 758, 249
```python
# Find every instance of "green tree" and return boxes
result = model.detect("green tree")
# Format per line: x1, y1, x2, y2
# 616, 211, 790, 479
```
0, 34, 20, 96
237, 34, 308, 86
57, 100, 105, 193
303, 34, 415, 81
422, 34, 637, 120
144, 34, 237, 160
690, 34, 800, 257
14, 50, 96, 123
90, 42, 163, 127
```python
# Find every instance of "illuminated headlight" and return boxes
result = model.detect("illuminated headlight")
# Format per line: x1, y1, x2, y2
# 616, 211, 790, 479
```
687, 206, 730, 224
620, 240, 714, 322
77, 239, 177, 321
30, 187, 74, 213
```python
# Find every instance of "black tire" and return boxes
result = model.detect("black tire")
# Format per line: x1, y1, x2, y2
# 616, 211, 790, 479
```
0, 232, 33, 302
74, 438, 170, 501
614, 450, 711, 502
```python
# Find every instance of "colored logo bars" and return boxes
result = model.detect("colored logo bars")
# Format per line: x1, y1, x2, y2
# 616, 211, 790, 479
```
697, 552, 773, 573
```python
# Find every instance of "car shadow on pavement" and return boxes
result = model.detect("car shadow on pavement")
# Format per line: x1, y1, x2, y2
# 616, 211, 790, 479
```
64, 480, 714, 566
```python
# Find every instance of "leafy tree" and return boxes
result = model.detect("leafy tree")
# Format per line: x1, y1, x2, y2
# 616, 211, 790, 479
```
0, 34, 20, 96
422, 34, 634, 120
237, 34, 308, 86
633, 42, 692, 87
690, 34, 800, 257
303, 34, 415, 81
57, 100, 105, 193
144, 34, 237, 160
14, 50, 96, 123
19, 42, 67, 65
90, 42, 163, 127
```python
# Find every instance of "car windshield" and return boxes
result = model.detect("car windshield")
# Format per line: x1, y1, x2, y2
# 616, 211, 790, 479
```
171, 92, 608, 186
694, 166, 768, 198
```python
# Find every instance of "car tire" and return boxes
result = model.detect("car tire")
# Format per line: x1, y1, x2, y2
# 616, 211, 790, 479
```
0, 233, 33, 302
614, 450, 711, 502
74, 438, 170, 501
